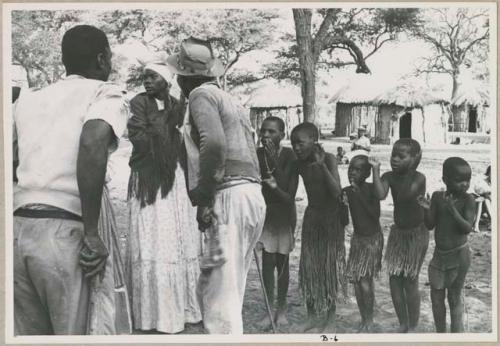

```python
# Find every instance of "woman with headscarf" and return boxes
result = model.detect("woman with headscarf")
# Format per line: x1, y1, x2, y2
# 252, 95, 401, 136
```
125, 56, 202, 334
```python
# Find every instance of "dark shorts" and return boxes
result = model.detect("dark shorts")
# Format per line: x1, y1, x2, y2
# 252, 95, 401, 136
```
428, 243, 471, 290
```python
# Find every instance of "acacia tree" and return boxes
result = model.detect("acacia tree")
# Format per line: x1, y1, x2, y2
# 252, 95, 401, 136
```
11, 10, 82, 87
99, 9, 280, 89
413, 8, 489, 131
269, 8, 420, 123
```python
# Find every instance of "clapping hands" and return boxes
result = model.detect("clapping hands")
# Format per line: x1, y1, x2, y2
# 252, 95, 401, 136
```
417, 193, 431, 210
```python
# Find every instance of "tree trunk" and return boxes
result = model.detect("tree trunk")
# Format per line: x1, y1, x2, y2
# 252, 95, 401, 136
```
451, 73, 467, 132
293, 9, 316, 124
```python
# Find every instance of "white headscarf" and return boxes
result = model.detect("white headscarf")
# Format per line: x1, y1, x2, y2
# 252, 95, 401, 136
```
144, 62, 173, 83
139, 51, 173, 83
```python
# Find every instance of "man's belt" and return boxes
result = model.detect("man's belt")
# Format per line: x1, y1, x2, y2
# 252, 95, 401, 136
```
14, 208, 82, 222
216, 176, 261, 191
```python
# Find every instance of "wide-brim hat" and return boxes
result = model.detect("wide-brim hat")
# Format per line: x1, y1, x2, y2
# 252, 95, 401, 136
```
167, 37, 225, 77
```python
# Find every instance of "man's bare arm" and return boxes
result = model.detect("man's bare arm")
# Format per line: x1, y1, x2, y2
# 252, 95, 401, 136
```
77, 119, 113, 279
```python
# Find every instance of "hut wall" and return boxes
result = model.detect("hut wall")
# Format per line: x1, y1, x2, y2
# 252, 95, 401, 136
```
377, 105, 403, 144
475, 104, 490, 134
411, 108, 424, 144
250, 107, 302, 139
451, 104, 468, 132
335, 103, 379, 138
285, 107, 303, 138
422, 104, 447, 144
335, 103, 353, 136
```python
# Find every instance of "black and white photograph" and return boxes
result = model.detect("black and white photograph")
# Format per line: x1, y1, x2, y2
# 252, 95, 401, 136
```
3, 2, 497, 343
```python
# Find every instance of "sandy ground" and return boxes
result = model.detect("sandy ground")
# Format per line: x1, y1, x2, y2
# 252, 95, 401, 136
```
107, 139, 492, 334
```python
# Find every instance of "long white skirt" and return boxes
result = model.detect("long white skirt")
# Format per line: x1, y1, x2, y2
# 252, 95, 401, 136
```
126, 165, 202, 333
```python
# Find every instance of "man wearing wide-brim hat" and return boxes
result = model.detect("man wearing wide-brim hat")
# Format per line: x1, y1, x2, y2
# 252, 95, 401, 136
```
167, 37, 266, 334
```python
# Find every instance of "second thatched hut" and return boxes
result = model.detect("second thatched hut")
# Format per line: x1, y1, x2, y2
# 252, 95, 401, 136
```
330, 78, 451, 144
245, 84, 303, 138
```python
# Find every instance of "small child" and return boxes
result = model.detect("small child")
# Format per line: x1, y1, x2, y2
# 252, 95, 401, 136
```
290, 122, 347, 333
256, 116, 298, 329
342, 155, 383, 333
369, 138, 428, 333
336, 146, 349, 165
417, 157, 475, 333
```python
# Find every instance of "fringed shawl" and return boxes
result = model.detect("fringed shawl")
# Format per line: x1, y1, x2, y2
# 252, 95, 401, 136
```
127, 92, 186, 207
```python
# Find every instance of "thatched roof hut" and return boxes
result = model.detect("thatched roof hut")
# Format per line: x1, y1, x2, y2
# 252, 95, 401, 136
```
245, 84, 303, 138
373, 82, 449, 108
451, 80, 489, 107
330, 78, 451, 144
449, 80, 490, 134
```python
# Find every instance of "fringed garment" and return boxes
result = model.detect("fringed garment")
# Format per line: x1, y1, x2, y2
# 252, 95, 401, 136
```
384, 223, 429, 279
126, 92, 201, 333
127, 92, 186, 207
299, 206, 347, 313
346, 231, 384, 282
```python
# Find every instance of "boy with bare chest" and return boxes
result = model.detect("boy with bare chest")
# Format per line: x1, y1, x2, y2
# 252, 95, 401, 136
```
290, 123, 347, 333
369, 139, 428, 332
418, 157, 475, 333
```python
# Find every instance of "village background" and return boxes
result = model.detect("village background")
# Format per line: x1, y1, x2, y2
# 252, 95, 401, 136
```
10, 6, 493, 334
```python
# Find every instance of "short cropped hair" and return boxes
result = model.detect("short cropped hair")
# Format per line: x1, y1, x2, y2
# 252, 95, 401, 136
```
394, 138, 421, 157
291, 122, 319, 141
262, 116, 285, 133
443, 157, 471, 178
62, 25, 110, 74
350, 155, 371, 179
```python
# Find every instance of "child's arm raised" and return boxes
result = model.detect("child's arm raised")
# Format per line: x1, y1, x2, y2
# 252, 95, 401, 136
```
445, 193, 476, 234
262, 160, 299, 205
368, 157, 390, 200
418, 192, 437, 230
314, 146, 341, 199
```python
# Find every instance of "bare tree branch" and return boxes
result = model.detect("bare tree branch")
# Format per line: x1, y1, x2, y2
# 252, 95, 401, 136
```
312, 9, 338, 60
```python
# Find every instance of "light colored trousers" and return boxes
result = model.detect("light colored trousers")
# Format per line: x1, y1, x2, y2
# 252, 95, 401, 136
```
14, 217, 89, 335
197, 182, 266, 334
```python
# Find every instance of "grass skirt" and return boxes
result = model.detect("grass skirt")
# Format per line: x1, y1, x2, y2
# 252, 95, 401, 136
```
347, 231, 384, 282
299, 206, 347, 313
384, 223, 429, 279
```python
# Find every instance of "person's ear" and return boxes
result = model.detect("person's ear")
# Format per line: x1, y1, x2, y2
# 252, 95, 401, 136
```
442, 175, 448, 184
279, 131, 285, 140
96, 51, 109, 72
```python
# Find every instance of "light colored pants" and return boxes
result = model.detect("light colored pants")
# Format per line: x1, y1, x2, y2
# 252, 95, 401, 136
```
197, 182, 266, 334
14, 217, 89, 335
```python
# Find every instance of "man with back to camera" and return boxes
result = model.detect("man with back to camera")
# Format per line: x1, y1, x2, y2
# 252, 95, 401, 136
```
167, 37, 266, 334
13, 25, 129, 335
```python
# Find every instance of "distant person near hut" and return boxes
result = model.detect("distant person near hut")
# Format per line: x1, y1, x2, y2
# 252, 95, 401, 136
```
351, 126, 371, 153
